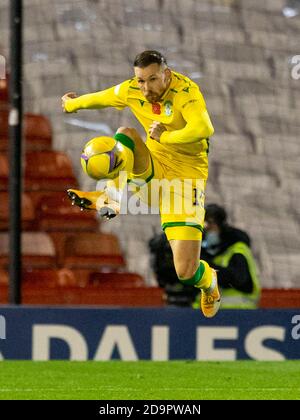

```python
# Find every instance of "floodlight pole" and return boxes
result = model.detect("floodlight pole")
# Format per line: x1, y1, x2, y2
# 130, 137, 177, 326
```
9, 0, 23, 304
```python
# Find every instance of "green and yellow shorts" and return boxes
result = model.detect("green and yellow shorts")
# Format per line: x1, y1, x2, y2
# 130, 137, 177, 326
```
129, 152, 206, 241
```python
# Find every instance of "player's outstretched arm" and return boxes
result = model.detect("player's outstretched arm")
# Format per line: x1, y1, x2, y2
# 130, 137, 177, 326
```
61, 84, 128, 114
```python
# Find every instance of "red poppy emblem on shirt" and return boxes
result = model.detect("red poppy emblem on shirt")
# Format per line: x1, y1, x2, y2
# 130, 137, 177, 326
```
152, 103, 161, 115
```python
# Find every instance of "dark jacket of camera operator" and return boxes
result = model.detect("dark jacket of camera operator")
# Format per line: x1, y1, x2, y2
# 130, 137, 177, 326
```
201, 204, 261, 309
149, 234, 198, 307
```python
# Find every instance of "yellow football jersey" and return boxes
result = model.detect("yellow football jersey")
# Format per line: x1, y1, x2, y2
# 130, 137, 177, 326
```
65, 71, 214, 179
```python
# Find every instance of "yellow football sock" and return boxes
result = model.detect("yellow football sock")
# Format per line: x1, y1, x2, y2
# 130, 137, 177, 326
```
195, 260, 213, 290
178, 260, 213, 290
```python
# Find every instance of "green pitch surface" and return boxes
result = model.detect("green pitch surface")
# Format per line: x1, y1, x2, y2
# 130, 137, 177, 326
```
0, 361, 300, 400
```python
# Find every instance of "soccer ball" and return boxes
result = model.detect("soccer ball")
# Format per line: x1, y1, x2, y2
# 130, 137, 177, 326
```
80, 136, 121, 180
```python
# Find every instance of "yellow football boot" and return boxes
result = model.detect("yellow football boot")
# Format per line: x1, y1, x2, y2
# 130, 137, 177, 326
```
67, 189, 120, 219
200, 269, 221, 318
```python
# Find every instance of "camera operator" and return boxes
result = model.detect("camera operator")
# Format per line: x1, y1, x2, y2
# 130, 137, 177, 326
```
200, 204, 261, 309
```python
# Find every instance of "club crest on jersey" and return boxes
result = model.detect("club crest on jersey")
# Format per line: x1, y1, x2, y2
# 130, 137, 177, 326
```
164, 100, 173, 116
152, 103, 161, 115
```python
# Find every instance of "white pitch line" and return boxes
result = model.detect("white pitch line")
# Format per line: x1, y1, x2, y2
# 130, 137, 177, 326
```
1, 387, 300, 392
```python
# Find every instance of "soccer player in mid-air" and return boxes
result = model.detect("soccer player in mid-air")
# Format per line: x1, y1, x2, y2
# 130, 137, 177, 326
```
61, 50, 220, 317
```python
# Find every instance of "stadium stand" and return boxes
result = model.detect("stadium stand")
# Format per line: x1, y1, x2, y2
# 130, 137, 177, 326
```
0, 74, 8, 110
0, 0, 299, 306
24, 151, 78, 191
35, 191, 99, 232
0, 111, 52, 151
0, 268, 164, 306
23, 113, 52, 150
62, 232, 126, 270
21, 268, 78, 287
0, 64, 146, 303
0, 269, 8, 285
0, 152, 9, 190
0, 231, 57, 269
0, 192, 36, 231
89, 271, 145, 288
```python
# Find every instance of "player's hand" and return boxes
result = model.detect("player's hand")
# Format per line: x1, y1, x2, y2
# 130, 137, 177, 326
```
149, 121, 167, 141
61, 92, 77, 113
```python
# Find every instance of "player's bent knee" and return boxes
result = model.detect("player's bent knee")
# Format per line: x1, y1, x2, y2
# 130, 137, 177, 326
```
116, 126, 130, 134
175, 261, 199, 281
117, 127, 138, 139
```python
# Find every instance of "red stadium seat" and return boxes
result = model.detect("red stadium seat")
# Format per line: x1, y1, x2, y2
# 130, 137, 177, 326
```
0, 192, 36, 230
0, 268, 91, 304
259, 289, 300, 308
22, 268, 78, 288
65, 286, 165, 306
0, 110, 8, 138
0, 137, 8, 152
62, 232, 125, 270
1, 150, 78, 192
23, 113, 52, 150
1, 149, 78, 192
36, 192, 99, 232
0, 111, 52, 151
0, 75, 8, 110
89, 271, 145, 288
0, 283, 165, 306
0, 269, 8, 285
28, 191, 67, 208
24, 150, 78, 191
0, 231, 57, 269
0, 152, 8, 190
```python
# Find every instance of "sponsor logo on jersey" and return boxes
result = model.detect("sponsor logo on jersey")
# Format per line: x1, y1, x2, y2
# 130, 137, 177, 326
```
164, 100, 173, 116
152, 103, 161, 115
